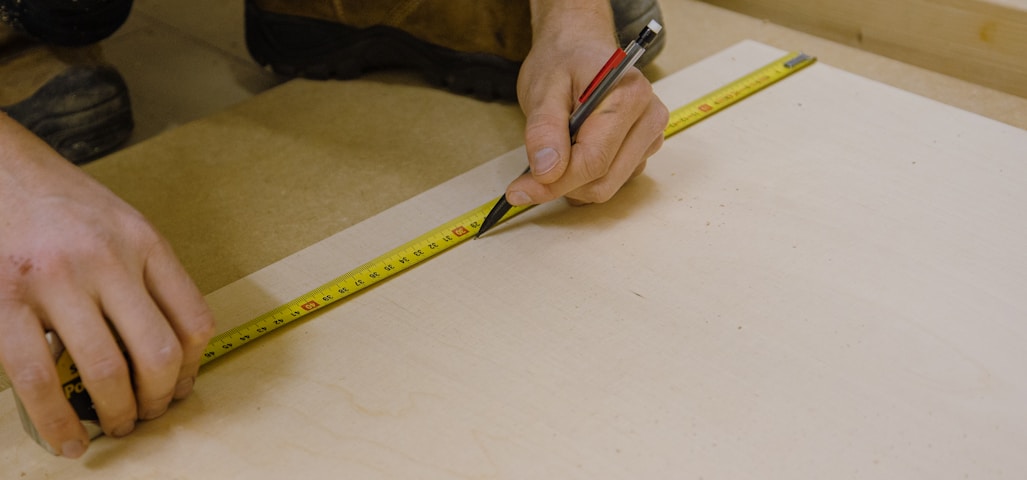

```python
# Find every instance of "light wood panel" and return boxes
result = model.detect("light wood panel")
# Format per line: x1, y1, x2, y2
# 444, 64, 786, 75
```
3, 40, 1025, 478
701, 0, 1027, 98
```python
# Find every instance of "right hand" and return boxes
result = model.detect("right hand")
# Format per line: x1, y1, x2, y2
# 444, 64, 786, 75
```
0, 114, 215, 458
509, 0, 668, 208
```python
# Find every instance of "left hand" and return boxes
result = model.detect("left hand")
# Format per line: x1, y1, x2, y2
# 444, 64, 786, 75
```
508, 9, 668, 206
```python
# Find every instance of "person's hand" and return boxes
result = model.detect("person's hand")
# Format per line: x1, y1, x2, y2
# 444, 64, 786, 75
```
510, 1, 669, 207
0, 114, 215, 458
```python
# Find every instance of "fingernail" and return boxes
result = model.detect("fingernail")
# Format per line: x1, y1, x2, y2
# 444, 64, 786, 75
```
61, 439, 86, 459
507, 191, 532, 206
174, 377, 195, 399
112, 422, 135, 438
532, 147, 559, 175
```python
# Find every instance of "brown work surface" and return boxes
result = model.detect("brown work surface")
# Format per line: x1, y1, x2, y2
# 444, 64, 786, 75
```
4, 38, 1027, 477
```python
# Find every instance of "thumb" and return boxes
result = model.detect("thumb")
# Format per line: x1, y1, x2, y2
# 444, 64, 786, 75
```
522, 99, 573, 186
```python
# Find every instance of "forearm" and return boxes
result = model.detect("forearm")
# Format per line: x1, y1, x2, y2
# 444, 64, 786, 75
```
0, 112, 76, 196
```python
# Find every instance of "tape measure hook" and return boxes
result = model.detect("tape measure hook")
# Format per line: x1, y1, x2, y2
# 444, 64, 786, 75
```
785, 53, 814, 69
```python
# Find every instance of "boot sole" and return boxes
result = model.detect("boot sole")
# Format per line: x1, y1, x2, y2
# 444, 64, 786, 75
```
244, 0, 521, 102
2, 66, 133, 164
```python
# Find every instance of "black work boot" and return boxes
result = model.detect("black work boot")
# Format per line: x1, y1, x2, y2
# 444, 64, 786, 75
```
0, 0, 133, 46
1, 27, 133, 164
245, 0, 665, 101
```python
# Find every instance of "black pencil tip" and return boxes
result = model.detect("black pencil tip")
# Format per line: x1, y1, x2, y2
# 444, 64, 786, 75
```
477, 195, 511, 240
475, 221, 495, 239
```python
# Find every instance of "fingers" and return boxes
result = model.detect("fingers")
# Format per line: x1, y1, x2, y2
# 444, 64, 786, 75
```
6, 236, 214, 455
88, 238, 213, 426
509, 70, 669, 206
143, 240, 215, 401
39, 285, 137, 438
97, 275, 181, 423
0, 302, 89, 458
565, 110, 665, 205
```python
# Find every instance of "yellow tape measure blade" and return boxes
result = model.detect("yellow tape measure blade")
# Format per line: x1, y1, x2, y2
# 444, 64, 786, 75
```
664, 51, 816, 138
200, 198, 531, 365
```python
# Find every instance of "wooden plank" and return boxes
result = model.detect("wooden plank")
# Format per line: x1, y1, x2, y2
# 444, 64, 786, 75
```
700, 0, 1027, 98
3, 40, 1026, 478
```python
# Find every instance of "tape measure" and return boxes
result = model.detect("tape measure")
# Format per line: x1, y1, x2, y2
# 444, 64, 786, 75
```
200, 198, 531, 365
665, 51, 816, 136
200, 51, 817, 363
16, 51, 815, 449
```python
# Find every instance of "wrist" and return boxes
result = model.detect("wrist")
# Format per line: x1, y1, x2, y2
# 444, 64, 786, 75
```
0, 113, 90, 197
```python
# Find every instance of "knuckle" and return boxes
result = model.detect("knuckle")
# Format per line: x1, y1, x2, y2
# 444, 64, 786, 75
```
138, 391, 174, 417
582, 155, 612, 182
585, 184, 619, 204
524, 112, 566, 144
134, 341, 183, 377
184, 310, 217, 349
648, 135, 665, 158
575, 144, 612, 182
33, 410, 81, 436
160, 303, 218, 361
79, 352, 129, 383
142, 234, 173, 257
78, 213, 161, 264
652, 102, 670, 131
11, 362, 58, 396
618, 73, 653, 102
633, 159, 650, 178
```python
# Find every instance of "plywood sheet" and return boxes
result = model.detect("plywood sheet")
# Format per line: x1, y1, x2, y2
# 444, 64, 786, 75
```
3, 40, 1026, 478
